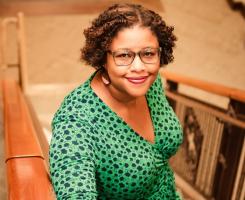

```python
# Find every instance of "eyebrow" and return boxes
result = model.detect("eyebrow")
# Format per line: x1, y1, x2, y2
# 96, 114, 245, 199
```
112, 46, 158, 52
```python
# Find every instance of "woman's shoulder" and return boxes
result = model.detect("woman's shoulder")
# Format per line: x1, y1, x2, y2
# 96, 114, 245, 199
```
52, 75, 97, 125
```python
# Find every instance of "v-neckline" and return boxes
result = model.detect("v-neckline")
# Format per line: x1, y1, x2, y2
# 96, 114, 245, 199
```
88, 71, 157, 146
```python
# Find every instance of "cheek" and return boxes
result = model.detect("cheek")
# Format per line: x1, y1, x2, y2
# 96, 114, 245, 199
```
149, 63, 160, 73
107, 66, 127, 79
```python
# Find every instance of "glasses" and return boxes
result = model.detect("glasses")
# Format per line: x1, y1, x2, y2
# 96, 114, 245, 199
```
107, 47, 161, 66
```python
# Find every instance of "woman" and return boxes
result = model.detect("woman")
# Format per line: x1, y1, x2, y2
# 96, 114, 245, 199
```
49, 3, 183, 200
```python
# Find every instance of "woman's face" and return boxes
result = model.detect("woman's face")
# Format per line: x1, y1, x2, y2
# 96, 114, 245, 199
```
105, 25, 160, 101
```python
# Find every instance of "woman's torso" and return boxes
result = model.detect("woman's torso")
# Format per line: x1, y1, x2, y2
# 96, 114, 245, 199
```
50, 72, 183, 199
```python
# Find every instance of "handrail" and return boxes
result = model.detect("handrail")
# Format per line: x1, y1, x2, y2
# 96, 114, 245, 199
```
2, 79, 55, 200
0, 12, 28, 92
161, 70, 245, 103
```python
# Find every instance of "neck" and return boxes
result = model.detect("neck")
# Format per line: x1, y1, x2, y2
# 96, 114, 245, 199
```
92, 71, 144, 109
106, 84, 139, 107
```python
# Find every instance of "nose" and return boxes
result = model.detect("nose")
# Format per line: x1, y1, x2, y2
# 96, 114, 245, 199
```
130, 54, 145, 71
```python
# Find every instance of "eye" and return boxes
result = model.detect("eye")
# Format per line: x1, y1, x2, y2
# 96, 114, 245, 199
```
142, 50, 156, 57
114, 52, 133, 58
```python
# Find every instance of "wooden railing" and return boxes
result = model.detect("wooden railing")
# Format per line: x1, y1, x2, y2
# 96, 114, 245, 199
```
161, 70, 245, 103
161, 69, 245, 200
161, 70, 245, 129
0, 12, 28, 92
1, 12, 55, 199
2, 79, 55, 200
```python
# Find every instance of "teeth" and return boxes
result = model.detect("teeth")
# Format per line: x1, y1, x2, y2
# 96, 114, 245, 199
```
127, 77, 147, 84
131, 79, 144, 82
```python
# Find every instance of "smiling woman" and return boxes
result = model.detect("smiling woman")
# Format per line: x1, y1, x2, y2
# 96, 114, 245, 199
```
49, 3, 183, 199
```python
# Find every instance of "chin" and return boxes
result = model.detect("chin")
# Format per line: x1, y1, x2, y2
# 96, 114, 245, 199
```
126, 87, 150, 98
125, 78, 154, 95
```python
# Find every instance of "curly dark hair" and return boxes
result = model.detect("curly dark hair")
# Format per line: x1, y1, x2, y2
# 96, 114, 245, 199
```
81, 3, 177, 69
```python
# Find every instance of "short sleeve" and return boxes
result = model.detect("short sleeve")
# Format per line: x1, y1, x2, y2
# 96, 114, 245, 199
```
49, 119, 98, 199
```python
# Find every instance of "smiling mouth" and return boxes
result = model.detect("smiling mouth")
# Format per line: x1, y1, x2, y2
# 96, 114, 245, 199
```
126, 76, 149, 84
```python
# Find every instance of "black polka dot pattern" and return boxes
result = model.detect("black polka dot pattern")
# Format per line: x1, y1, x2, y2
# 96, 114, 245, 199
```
49, 72, 183, 199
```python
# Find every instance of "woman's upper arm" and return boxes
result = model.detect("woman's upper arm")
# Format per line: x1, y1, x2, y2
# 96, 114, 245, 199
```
49, 119, 97, 199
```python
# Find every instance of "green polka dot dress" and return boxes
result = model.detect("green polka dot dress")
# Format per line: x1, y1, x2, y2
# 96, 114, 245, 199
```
49, 71, 183, 200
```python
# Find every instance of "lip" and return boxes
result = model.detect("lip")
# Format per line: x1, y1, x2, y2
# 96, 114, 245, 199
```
126, 76, 149, 84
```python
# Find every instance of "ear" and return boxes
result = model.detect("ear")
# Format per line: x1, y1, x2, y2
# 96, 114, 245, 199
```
101, 74, 110, 85
101, 67, 111, 85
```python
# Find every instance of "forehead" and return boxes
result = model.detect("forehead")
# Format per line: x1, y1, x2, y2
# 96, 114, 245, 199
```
110, 25, 159, 50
